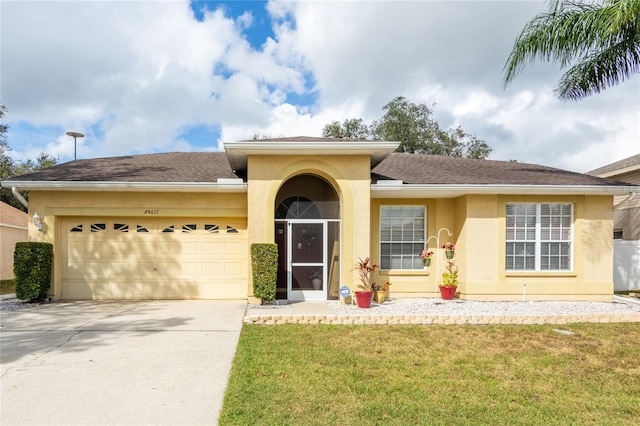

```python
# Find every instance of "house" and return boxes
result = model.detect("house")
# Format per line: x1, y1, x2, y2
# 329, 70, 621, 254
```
588, 153, 640, 240
0, 201, 28, 280
588, 153, 640, 291
2, 137, 638, 302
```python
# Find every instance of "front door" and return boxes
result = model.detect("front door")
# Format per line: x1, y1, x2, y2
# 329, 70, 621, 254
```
288, 221, 326, 301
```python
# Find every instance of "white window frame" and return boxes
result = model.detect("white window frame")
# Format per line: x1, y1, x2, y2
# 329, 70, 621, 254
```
506, 203, 573, 272
379, 205, 426, 270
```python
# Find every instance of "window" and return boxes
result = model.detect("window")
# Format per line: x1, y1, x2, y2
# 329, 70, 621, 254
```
90, 223, 106, 233
114, 223, 129, 233
182, 224, 197, 233
380, 206, 426, 270
162, 225, 175, 233
204, 224, 219, 234
70, 224, 83, 233
613, 229, 623, 240
226, 225, 239, 234
506, 203, 572, 271
136, 225, 149, 233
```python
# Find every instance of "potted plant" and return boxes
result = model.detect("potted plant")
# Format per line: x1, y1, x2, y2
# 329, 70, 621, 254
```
373, 281, 391, 303
354, 257, 379, 308
420, 249, 434, 267
442, 242, 455, 259
440, 253, 458, 300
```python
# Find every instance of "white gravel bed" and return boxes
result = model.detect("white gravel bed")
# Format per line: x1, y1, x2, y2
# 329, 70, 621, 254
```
0, 297, 44, 311
326, 298, 640, 316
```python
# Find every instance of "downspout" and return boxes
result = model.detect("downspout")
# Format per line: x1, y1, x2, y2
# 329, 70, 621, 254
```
11, 187, 29, 209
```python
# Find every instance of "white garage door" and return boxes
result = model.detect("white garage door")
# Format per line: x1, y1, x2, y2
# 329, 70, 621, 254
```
61, 218, 248, 299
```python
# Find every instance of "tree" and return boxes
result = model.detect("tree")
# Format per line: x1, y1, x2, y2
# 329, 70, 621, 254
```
322, 96, 492, 159
371, 97, 439, 154
503, 0, 640, 101
0, 105, 59, 211
322, 118, 370, 139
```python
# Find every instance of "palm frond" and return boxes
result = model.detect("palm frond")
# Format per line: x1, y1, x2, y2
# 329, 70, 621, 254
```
503, 0, 640, 100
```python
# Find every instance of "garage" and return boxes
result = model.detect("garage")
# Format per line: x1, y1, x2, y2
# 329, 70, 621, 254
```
61, 217, 248, 300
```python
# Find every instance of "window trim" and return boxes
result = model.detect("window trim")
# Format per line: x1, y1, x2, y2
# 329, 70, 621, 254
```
379, 205, 427, 271
505, 202, 573, 272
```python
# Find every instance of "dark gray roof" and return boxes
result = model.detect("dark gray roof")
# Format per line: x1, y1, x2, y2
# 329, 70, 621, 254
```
5, 150, 629, 187
8, 152, 238, 182
587, 153, 640, 176
372, 153, 630, 186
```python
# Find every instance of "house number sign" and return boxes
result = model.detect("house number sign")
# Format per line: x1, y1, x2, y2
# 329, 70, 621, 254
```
144, 209, 160, 215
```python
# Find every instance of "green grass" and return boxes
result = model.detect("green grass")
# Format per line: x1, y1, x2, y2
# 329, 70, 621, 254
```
0, 279, 15, 295
220, 324, 640, 425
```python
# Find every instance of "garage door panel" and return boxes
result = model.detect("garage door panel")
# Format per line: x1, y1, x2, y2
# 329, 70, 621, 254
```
202, 242, 222, 256
223, 261, 246, 277
224, 242, 245, 256
62, 218, 248, 299
201, 262, 222, 276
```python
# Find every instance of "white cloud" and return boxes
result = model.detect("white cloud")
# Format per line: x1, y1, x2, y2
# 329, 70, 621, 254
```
1, 0, 637, 173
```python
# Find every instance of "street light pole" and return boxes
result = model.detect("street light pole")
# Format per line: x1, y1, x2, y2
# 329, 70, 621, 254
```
65, 131, 85, 160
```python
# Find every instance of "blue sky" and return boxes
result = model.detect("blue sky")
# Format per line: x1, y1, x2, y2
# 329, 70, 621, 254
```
1, 0, 638, 173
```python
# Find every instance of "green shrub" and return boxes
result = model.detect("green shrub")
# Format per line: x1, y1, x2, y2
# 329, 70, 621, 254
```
250, 243, 278, 303
14, 242, 53, 302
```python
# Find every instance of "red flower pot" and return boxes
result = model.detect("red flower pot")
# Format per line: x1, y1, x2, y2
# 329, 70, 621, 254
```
355, 291, 373, 308
439, 286, 457, 300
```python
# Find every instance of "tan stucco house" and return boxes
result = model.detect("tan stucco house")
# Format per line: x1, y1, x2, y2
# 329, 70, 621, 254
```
2, 137, 638, 302
588, 153, 640, 241
0, 201, 29, 280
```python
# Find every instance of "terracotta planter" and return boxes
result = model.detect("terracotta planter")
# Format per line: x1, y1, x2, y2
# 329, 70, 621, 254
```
439, 285, 457, 300
374, 290, 387, 303
355, 291, 373, 308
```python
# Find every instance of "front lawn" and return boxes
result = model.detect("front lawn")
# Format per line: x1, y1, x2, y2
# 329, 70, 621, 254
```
220, 323, 640, 425
0, 279, 15, 295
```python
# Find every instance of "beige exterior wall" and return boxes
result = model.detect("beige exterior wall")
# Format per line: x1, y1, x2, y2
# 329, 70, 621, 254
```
372, 194, 615, 301
1, 203, 29, 280
26, 191, 247, 299
1, 225, 28, 280
247, 154, 371, 295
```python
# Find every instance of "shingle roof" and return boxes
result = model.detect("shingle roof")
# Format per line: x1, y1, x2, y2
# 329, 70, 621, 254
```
4, 150, 629, 188
7, 152, 238, 182
587, 153, 640, 176
372, 153, 629, 186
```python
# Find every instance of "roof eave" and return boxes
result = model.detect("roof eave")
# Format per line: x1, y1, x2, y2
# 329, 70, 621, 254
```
223, 140, 399, 172
1, 181, 248, 192
592, 163, 640, 179
370, 184, 640, 198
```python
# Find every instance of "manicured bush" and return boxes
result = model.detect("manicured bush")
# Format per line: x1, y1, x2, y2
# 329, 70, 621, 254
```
14, 242, 53, 302
250, 243, 278, 303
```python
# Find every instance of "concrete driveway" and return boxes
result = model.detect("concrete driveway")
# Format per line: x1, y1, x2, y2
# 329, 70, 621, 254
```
0, 300, 246, 425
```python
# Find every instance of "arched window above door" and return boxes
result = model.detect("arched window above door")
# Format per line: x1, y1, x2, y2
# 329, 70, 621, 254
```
276, 196, 321, 219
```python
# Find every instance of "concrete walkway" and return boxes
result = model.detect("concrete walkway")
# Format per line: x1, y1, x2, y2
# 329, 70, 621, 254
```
0, 300, 246, 426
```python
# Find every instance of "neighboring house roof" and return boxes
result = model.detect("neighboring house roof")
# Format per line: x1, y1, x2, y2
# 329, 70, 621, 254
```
587, 153, 640, 178
0, 202, 28, 228
372, 153, 629, 186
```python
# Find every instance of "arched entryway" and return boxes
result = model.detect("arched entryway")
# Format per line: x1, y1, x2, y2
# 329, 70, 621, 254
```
275, 174, 340, 301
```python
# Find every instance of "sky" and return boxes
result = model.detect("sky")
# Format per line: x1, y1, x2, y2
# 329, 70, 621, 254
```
1, 0, 638, 173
